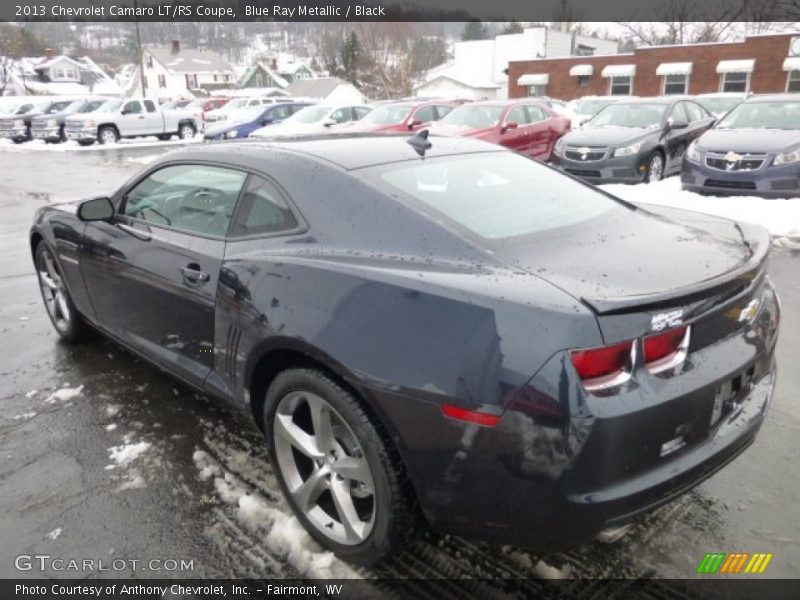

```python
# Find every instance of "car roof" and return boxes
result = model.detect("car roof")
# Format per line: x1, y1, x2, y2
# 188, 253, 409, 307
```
164, 133, 501, 171
744, 94, 800, 103
603, 96, 678, 105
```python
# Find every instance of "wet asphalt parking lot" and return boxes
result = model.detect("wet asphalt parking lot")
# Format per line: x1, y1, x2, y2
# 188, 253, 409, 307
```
0, 144, 798, 593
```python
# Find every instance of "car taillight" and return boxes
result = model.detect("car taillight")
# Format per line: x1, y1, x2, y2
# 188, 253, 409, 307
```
441, 404, 501, 427
643, 325, 690, 374
570, 340, 635, 391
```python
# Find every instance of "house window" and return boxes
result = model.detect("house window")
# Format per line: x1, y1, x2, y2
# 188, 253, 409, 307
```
575, 44, 595, 57
158, 75, 166, 88
213, 74, 219, 82
662, 74, 688, 95
185, 74, 198, 88
609, 75, 632, 95
146, 55, 153, 69
578, 75, 590, 87
721, 71, 749, 93
528, 84, 547, 97
787, 71, 800, 92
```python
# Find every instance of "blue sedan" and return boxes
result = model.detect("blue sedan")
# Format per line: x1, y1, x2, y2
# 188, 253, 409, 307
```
204, 102, 312, 140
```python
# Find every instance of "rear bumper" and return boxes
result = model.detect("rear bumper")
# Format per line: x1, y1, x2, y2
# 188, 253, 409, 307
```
682, 157, 800, 197
369, 284, 779, 549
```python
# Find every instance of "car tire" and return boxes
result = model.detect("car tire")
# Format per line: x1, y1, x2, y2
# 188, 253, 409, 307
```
645, 151, 665, 183
178, 123, 195, 140
78, 140, 94, 146
157, 134, 172, 141
98, 126, 119, 145
34, 244, 89, 343
263, 368, 421, 565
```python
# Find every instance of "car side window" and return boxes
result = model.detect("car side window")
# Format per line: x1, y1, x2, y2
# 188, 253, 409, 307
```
229, 176, 299, 237
668, 103, 688, 124
434, 105, 453, 120
354, 106, 371, 119
330, 108, 350, 123
413, 106, 436, 123
506, 106, 528, 125
123, 101, 142, 115
271, 105, 292, 120
248, 99, 260, 107
526, 105, 548, 123
123, 165, 247, 237
685, 101, 706, 122
143, 100, 157, 113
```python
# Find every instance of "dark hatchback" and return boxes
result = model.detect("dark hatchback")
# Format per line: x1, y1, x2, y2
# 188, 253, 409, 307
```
30, 135, 779, 564
682, 94, 800, 197
551, 97, 715, 184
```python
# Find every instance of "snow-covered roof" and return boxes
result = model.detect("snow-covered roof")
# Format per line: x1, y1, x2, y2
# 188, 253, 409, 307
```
716, 59, 755, 74
6, 55, 124, 96
34, 56, 83, 70
517, 74, 549, 86
656, 62, 693, 76
569, 64, 594, 76
237, 62, 289, 89
602, 64, 636, 77
147, 47, 232, 74
285, 77, 353, 98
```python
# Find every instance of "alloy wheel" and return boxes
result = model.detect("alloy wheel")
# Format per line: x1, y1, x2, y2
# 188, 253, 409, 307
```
649, 154, 664, 182
273, 390, 376, 546
100, 129, 117, 144
37, 248, 71, 333
179, 125, 194, 139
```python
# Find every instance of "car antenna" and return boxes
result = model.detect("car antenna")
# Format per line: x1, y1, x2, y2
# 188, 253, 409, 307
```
406, 129, 431, 158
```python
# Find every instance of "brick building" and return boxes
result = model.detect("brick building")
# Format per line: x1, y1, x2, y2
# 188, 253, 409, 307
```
509, 33, 800, 100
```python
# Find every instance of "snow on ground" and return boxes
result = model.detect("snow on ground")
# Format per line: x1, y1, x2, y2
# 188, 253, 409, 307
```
44, 384, 84, 404
0, 135, 202, 153
602, 177, 800, 240
193, 448, 360, 579
108, 440, 151, 468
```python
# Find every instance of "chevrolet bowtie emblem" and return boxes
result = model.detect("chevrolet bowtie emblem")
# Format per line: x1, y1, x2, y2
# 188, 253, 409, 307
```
738, 298, 761, 323
577, 146, 591, 159
724, 151, 743, 162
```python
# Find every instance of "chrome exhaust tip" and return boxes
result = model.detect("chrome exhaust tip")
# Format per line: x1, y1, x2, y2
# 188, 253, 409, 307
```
595, 524, 632, 543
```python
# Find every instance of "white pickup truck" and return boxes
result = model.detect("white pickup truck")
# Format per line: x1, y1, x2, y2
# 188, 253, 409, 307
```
64, 97, 201, 145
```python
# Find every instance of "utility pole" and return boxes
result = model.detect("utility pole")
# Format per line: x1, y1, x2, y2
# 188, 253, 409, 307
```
134, 0, 146, 97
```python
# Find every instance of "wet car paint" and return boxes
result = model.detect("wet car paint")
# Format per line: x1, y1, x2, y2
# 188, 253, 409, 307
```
26, 137, 779, 552
2, 148, 799, 583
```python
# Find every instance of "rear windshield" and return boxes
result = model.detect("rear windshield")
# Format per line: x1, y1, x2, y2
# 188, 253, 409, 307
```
696, 97, 741, 115
572, 99, 615, 115
360, 104, 412, 125
439, 105, 504, 128
363, 153, 622, 241
717, 101, 800, 130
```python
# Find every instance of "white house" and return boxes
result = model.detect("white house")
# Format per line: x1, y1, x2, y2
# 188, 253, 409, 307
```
414, 26, 618, 100
6, 50, 124, 96
285, 77, 364, 104
140, 40, 234, 101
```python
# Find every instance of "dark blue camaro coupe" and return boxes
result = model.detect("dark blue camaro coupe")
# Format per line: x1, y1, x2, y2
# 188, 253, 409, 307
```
30, 134, 779, 564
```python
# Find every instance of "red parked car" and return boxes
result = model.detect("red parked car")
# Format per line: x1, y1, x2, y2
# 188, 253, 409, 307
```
430, 100, 571, 161
185, 97, 229, 121
344, 99, 459, 133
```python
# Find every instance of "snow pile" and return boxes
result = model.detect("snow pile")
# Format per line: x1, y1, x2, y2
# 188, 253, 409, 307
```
45, 528, 63, 541
601, 177, 800, 240
45, 385, 84, 404
12, 412, 37, 421
193, 448, 359, 579
108, 441, 151, 468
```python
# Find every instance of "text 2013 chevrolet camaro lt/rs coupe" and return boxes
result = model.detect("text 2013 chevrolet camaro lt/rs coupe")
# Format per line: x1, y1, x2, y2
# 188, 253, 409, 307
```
30, 134, 779, 564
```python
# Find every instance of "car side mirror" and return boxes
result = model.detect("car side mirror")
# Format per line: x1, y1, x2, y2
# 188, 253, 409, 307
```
407, 118, 423, 129
77, 196, 114, 221
502, 121, 519, 133
322, 118, 337, 127
667, 119, 688, 131
261, 119, 273, 126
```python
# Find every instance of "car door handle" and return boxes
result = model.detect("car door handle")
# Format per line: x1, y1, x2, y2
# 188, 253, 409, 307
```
181, 264, 210, 285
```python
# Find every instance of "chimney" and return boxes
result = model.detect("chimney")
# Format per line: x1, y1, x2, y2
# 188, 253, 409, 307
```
45, 48, 54, 60
171, 40, 181, 53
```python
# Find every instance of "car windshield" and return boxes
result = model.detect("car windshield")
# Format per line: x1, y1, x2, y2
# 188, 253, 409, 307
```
365, 153, 622, 241
80, 99, 107, 113
697, 97, 741, 115
587, 103, 667, 128
439, 105, 504, 128
161, 101, 178, 110
46, 100, 74, 114
716, 101, 800, 130
572, 99, 615, 115
186, 99, 206, 108
235, 107, 266, 122
98, 99, 122, 112
285, 106, 332, 124
225, 98, 249, 110
59, 100, 86, 114
360, 104, 412, 125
